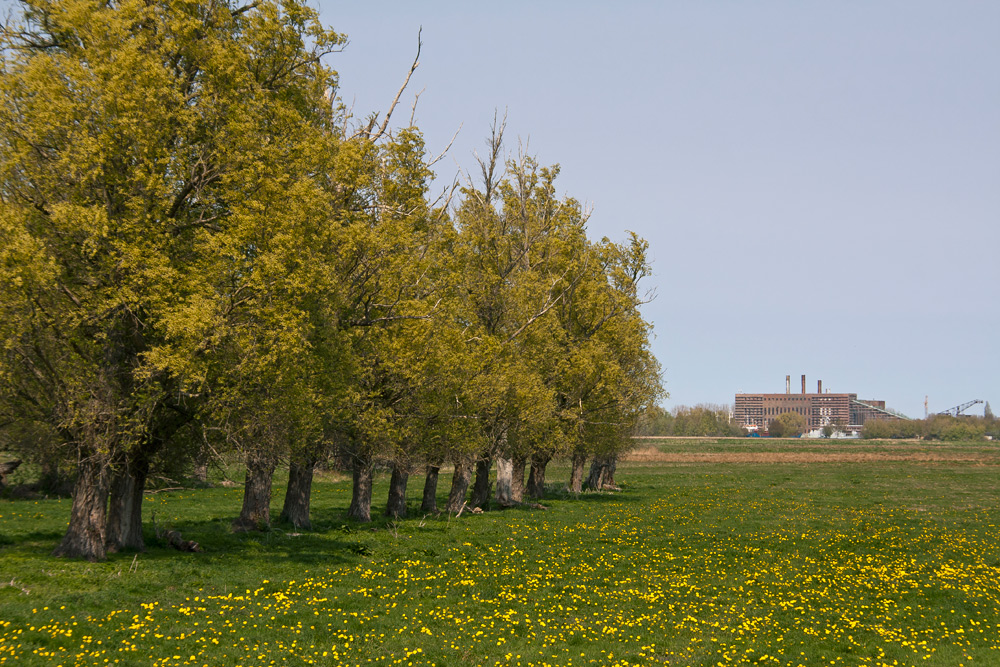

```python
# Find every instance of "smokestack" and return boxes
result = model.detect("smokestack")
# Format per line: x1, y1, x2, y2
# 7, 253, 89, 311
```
801, 374, 806, 395
818, 380, 822, 394
786, 375, 790, 394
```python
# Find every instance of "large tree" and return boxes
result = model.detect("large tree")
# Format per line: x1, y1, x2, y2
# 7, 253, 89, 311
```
0, 0, 345, 559
323, 127, 460, 523
452, 125, 595, 509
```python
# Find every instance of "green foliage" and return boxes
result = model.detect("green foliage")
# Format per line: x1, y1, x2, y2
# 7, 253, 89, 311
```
452, 130, 662, 467
922, 415, 987, 442
768, 411, 808, 438
0, 0, 351, 551
635, 405, 673, 435
637, 404, 742, 437
861, 418, 924, 440
861, 416, 988, 441
0, 0, 346, 431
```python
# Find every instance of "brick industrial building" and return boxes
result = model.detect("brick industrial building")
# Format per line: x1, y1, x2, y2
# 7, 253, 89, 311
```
734, 375, 907, 434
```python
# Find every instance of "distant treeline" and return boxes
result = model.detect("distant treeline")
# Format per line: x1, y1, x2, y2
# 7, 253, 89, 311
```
862, 412, 998, 441
636, 404, 744, 437
639, 404, 999, 441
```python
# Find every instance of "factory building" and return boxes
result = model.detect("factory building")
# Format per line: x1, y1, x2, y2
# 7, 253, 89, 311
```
734, 375, 906, 434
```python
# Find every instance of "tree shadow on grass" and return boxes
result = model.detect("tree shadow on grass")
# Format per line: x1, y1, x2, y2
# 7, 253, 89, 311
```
137, 515, 367, 567
531, 484, 640, 504
0, 516, 367, 569
1, 527, 64, 543
1, 482, 640, 564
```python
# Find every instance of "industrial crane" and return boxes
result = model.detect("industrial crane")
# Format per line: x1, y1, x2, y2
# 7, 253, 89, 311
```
936, 399, 984, 417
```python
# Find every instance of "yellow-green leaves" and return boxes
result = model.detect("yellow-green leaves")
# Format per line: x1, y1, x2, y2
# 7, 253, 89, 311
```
0, 0, 348, 468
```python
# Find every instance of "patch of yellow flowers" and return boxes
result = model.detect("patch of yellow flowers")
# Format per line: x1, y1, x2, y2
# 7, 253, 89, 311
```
2, 485, 999, 666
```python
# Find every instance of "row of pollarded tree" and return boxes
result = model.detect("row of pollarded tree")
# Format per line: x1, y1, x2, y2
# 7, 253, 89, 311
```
0, 0, 663, 560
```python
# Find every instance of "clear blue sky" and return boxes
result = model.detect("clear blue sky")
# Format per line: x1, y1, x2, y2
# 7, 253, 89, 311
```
3, 1, 996, 418
320, 1, 999, 419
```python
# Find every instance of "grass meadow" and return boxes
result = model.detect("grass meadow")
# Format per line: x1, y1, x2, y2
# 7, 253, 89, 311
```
2, 438, 1000, 666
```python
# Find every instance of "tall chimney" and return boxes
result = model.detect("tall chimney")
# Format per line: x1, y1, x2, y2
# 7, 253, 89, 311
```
818, 379, 822, 394
801, 374, 806, 394
786, 375, 790, 394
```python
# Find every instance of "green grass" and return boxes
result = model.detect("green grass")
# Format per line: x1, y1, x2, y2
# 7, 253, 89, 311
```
2, 441, 1000, 666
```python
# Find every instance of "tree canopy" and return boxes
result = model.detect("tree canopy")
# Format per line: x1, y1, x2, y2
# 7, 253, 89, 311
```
0, 0, 663, 559
768, 412, 808, 438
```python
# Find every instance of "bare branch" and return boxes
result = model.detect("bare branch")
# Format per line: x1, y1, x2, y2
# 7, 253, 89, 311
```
369, 27, 422, 143
505, 290, 563, 343
409, 87, 425, 127
167, 161, 219, 219
342, 96, 357, 137
428, 122, 463, 167
231, 2, 261, 18
430, 176, 460, 221
474, 110, 506, 204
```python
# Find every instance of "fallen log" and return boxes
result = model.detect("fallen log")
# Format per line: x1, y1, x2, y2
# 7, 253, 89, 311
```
151, 510, 202, 552
165, 530, 202, 552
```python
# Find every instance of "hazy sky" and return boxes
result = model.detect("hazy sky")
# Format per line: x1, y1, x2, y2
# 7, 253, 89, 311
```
4, 1, 996, 418
322, 2, 998, 419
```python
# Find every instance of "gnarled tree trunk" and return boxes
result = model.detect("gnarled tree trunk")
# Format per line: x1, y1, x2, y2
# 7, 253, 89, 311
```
494, 456, 513, 506
510, 455, 526, 503
470, 455, 492, 509
445, 456, 473, 513
53, 453, 110, 561
385, 463, 409, 518
585, 455, 611, 491
347, 452, 374, 522
605, 454, 618, 488
106, 410, 186, 550
420, 463, 440, 513
232, 452, 276, 532
526, 453, 550, 500
568, 452, 587, 494
279, 457, 316, 529
106, 450, 151, 553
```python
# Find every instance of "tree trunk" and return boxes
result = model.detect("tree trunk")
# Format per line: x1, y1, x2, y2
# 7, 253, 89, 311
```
385, 464, 409, 518
495, 456, 513, 506
232, 453, 276, 532
470, 455, 492, 509
106, 451, 150, 553
510, 455, 526, 503
568, 452, 587, 494
445, 457, 473, 514
279, 458, 315, 530
39, 458, 72, 496
53, 454, 110, 561
585, 455, 609, 491
105, 465, 134, 553
347, 453, 373, 522
420, 464, 440, 513
527, 453, 550, 500
191, 437, 213, 484
606, 454, 619, 489
192, 462, 209, 484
